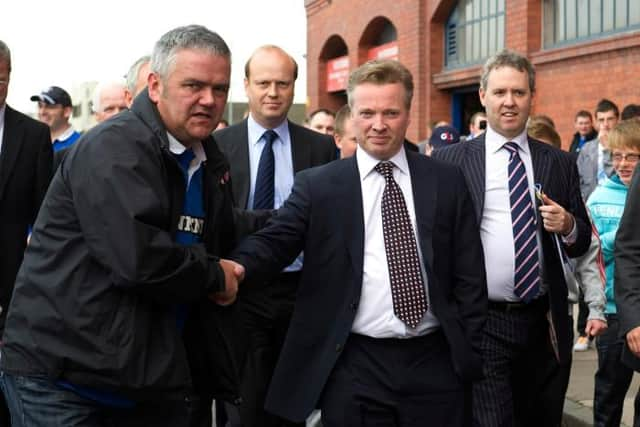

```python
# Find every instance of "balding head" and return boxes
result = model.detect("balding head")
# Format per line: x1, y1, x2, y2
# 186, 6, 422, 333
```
243, 45, 297, 129
93, 80, 128, 122
244, 45, 298, 80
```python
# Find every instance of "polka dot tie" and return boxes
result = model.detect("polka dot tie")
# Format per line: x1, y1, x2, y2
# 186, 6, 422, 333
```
375, 161, 428, 328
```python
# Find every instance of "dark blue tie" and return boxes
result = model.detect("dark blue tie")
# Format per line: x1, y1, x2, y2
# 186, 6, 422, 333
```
175, 148, 195, 176
253, 130, 278, 210
504, 142, 540, 303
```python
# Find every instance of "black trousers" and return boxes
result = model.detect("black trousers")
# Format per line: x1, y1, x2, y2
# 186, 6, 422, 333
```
237, 272, 304, 427
320, 331, 470, 427
472, 298, 571, 427
594, 315, 640, 427
0, 391, 8, 427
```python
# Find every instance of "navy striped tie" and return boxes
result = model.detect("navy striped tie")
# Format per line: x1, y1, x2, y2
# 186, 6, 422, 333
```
504, 142, 540, 303
253, 130, 278, 210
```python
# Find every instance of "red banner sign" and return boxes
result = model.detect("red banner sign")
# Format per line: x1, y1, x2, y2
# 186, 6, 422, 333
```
367, 41, 398, 60
326, 55, 350, 92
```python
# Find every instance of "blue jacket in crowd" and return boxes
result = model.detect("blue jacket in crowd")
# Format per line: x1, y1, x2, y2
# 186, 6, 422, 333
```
586, 174, 628, 314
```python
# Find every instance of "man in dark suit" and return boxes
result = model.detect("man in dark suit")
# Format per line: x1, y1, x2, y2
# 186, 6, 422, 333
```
226, 59, 487, 426
433, 49, 591, 426
0, 39, 52, 427
214, 45, 336, 427
616, 165, 640, 372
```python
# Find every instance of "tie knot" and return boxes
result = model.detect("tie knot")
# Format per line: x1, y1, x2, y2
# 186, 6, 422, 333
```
374, 161, 395, 179
263, 130, 278, 145
503, 141, 519, 154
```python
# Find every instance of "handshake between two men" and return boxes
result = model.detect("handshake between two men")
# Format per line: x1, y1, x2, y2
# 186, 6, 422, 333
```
211, 259, 246, 306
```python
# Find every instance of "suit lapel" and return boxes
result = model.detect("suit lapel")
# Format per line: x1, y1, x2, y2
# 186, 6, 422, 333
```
463, 135, 486, 221
408, 153, 436, 271
288, 121, 311, 173
529, 138, 550, 199
338, 157, 364, 287
0, 107, 25, 201
225, 120, 251, 208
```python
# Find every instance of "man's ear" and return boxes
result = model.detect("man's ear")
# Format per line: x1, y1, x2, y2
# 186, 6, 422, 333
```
148, 73, 161, 103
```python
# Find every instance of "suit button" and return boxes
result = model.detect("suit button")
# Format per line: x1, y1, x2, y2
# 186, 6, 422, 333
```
335, 343, 343, 352
350, 302, 358, 311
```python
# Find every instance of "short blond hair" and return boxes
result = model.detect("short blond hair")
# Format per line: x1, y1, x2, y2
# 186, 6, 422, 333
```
608, 120, 640, 152
347, 59, 413, 110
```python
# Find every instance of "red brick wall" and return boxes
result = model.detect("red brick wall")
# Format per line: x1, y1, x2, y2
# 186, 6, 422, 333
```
533, 36, 640, 150
306, 0, 426, 142
307, 0, 640, 149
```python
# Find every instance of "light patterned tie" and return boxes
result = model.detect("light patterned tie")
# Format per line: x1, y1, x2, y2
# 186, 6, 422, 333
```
375, 161, 428, 328
504, 142, 540, 303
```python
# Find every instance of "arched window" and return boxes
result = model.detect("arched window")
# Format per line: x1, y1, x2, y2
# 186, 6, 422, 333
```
319, 35, 349, 112
445, 0, 505, 69
359, 17, 399, 62
543, 0, 640, 47
321, 36, 349, 93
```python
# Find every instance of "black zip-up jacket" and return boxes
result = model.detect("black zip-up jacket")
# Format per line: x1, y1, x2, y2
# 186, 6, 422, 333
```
1, 92, 258, 402
569, 128, 598, 154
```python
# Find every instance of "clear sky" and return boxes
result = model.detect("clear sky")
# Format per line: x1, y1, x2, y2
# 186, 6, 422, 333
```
1, 0, 307, 114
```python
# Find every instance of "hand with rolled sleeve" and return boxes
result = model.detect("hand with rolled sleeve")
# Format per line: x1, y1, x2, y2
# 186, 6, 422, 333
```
210, 259, 245, 306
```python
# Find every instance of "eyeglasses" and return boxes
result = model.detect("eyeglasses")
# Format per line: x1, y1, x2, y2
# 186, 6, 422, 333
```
612, 152, 640, 162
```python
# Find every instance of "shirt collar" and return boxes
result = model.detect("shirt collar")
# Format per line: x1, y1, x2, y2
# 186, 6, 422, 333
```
54, 125, 76, 144
247, 114, 290, 146
166, 132, 205, 162
356, 144, 410, 182
485, 125, 530, 156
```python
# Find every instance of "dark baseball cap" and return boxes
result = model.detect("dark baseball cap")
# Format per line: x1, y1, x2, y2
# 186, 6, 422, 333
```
30, 86, 72, 107
429, 125, 460, 149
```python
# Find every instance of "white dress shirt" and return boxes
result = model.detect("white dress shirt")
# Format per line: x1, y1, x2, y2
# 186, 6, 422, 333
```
246, 115, 294, 210
482, 126, 540, 302
351, 146, 440, 338
482, 126, 577, 302
246, 114, 301, 272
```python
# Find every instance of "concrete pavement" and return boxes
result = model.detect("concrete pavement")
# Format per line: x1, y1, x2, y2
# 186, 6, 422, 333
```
563, 342, 640, 427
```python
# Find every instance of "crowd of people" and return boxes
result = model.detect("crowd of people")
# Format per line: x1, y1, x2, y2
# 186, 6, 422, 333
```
0, 23, 639, 427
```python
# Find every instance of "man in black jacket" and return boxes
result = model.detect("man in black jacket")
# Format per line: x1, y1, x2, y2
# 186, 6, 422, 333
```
569, 109, 598, 155
0, 25, 250, 427
0, 39, 52, 427
616, 165, 640, 371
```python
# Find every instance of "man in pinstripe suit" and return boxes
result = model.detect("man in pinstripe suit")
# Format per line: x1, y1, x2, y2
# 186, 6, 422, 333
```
433, 50, 591, 426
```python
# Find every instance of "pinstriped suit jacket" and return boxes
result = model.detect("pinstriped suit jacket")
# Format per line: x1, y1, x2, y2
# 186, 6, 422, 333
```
433, 133, 591, 364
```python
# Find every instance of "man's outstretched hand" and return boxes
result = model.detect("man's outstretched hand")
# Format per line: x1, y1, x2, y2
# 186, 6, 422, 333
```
210, 259, 245, 306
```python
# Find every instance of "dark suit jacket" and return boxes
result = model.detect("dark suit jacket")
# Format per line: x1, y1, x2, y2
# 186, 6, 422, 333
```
214, 119, 336, 209
615, 165, 640, 371
0, 105, 52, 331
433, 133, 591, 364
232, 150, 487, 421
